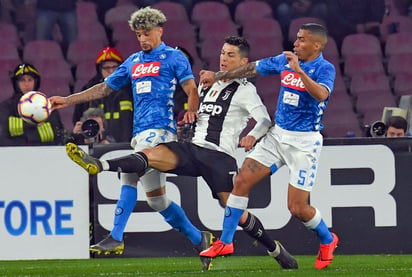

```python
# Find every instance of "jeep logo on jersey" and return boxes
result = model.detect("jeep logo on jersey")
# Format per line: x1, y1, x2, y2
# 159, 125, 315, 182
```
132, 62, 160, 78
199, 103, 223, 116
281, 70, 306, 91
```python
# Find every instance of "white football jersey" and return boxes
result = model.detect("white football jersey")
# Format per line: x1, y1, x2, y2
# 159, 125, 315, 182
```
192, 79, 271, 157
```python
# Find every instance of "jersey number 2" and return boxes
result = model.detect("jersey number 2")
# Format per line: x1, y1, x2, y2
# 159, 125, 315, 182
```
145, 132, 156, 143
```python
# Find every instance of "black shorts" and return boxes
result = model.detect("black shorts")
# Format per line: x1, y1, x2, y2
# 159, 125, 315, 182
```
163, 141, 237, 199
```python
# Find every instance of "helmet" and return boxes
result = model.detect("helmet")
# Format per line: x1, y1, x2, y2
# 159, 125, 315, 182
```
11, 63, 41, 92
95, 47, 123, 65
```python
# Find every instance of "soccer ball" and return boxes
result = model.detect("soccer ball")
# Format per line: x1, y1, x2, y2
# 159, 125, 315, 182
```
17, 91, 51, 124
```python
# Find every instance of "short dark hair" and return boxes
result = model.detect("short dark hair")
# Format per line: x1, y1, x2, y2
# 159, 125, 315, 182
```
301, 23, 328, 37
224, 36, 250, 58
387, 116, 408, 132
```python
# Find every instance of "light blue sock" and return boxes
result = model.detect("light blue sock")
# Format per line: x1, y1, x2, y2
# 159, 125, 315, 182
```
110, 185, 137, 241
160, 201, 201, 245
220, 206, 244, 244
313, 219, 333, 244
303, 208, 333, 244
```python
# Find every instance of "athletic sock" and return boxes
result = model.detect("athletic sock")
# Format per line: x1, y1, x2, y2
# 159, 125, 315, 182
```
313, 220, 333, 244
239, 212, 277, 252
303, 207, 333, 244
110, 185, 137, 241
220, 194, 249, 244
160, 201, 201, 245
221, 206, 244, 244
107, 152, 148, 173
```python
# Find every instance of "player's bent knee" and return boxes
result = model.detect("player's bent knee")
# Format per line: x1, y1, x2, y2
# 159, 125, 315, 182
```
233, 175, 251, 196
147, 194, 171, 211
288, 203, 309, 220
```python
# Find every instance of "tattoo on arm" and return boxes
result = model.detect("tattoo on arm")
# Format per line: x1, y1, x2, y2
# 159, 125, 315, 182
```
66, 83, 114, 105
216, 62, 258, 80
180, 79, 195, 93
181, 79, 199, 112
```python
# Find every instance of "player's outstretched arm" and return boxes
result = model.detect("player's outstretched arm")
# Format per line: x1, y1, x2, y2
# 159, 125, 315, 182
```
217, 62, 258, 81
200, 62, 258, 87
49, 96, 69, 111
199, 70, 217, 88
50, 82, 115, 110
180, 78, 199, 124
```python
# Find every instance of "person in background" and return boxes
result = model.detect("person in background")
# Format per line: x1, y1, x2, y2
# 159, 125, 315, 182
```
35, 0, 78, 52
86, 0, 117, 25
70, 107, 115, 144
326, 0, 385, 48
0, 63, 64, 146
198, 23, 339, 270
276, 0, 327, 40
386, 116, 408, 137
0, 0, 14, 23
139, 0, 193, 14
73, 46, 133, 143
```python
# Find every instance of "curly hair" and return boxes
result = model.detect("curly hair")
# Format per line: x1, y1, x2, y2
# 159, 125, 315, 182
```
128, 6, 167, 31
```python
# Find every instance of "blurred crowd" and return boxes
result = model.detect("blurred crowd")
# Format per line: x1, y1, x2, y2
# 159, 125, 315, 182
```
0, 0, 411, 146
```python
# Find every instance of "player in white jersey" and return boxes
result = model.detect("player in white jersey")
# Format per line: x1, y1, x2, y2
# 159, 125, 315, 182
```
199, 23, 339, 270
66, 36, 299, 270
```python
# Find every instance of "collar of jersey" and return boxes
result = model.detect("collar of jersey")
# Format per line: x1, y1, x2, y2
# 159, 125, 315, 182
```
299, 52, 324, 66
143, 42, 166, 56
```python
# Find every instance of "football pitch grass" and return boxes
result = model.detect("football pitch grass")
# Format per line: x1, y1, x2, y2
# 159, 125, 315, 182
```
1, 255, 412, 276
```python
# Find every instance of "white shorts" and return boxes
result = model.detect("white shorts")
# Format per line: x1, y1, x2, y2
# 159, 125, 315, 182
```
121, 129, 177, 193
247, 125, 323, 191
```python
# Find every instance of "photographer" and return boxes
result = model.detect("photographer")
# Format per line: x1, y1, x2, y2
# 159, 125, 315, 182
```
70, 107, 115, 144
365, 115, 409, 138
386, 116, 408, 138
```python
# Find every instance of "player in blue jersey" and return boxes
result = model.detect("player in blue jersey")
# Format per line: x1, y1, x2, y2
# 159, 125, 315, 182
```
49, 7, 214, 269
198, 23, 339, 269
63, 35, 299, 270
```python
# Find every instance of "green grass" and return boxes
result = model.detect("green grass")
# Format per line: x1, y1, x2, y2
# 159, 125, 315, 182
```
0, 255, 411, 276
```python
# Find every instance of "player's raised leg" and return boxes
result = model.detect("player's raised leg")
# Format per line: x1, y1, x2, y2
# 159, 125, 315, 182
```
66, 142, 103, 174
66, 142, 149, 174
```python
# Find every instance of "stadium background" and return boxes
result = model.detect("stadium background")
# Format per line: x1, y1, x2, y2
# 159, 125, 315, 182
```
89, 138, 412, 258
1, 0, 412, 138
1, 0, 412, 261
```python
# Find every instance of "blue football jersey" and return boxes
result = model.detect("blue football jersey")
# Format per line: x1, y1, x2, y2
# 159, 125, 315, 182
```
256, 53, 335, 131
105, 42, 194, 136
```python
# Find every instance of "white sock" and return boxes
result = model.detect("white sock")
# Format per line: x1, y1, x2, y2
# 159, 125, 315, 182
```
267, 242, 281, 257
101, 160, 109, 171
